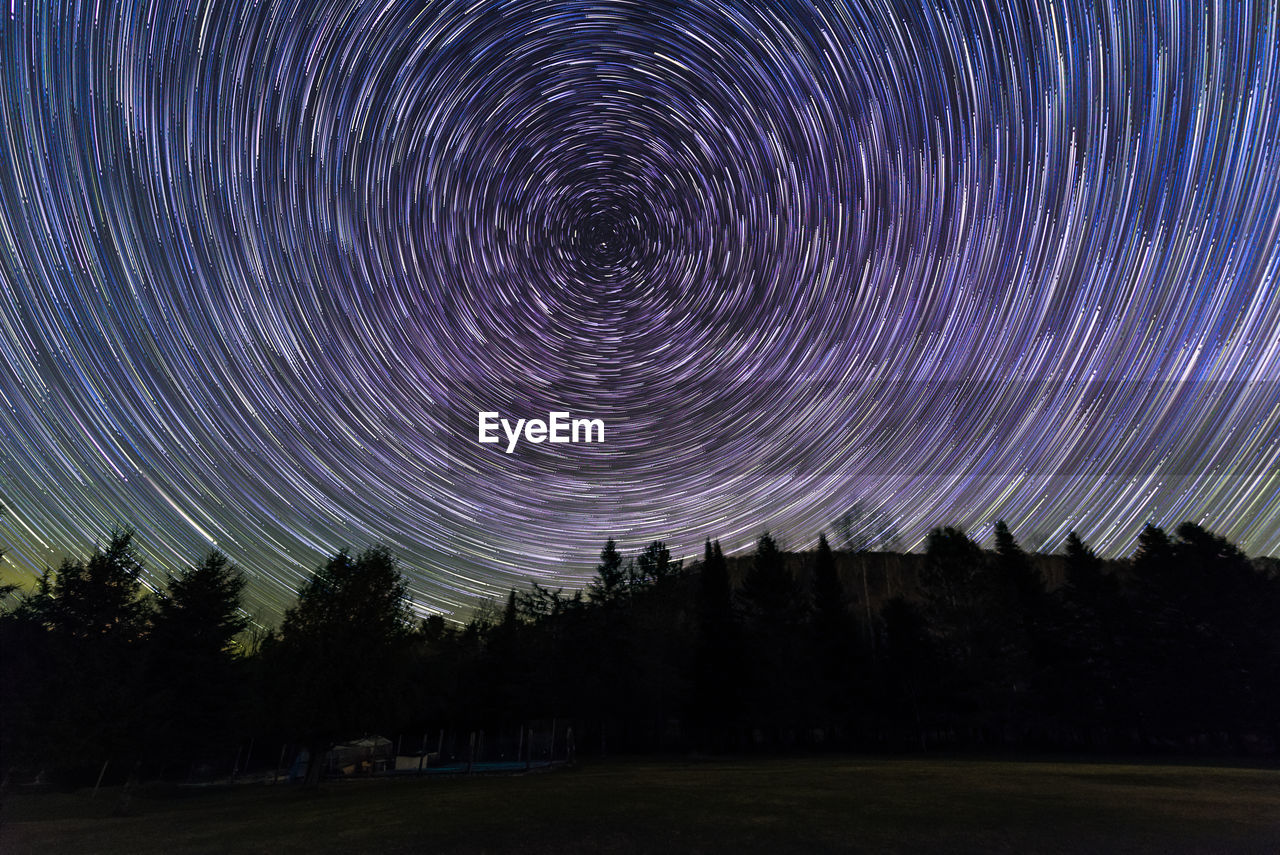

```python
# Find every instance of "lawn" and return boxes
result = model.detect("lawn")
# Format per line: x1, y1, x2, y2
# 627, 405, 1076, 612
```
4, 756, 1279, 853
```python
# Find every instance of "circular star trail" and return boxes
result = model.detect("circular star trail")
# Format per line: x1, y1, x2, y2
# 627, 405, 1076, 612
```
1, 0, 1279, 618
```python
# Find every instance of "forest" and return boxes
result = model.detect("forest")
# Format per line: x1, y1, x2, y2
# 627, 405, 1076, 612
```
3, 519, 1279, 788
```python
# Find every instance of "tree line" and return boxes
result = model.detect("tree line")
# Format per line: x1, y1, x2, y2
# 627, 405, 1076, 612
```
3, 519, 1279, 787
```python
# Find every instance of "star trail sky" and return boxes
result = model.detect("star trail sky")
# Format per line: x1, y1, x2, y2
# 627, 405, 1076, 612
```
1, 0, 1278, 619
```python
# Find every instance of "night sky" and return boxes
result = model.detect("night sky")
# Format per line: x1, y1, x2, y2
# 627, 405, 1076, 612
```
1, 0, 1278, 620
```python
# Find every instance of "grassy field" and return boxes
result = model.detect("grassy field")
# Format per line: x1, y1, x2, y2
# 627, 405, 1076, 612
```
4, 756, 1279, 853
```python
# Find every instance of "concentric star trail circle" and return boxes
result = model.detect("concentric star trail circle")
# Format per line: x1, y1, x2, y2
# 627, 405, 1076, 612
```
1, 0, 1278, 618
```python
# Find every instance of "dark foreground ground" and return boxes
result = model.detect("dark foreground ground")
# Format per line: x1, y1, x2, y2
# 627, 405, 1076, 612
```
4, 756, 1279, 854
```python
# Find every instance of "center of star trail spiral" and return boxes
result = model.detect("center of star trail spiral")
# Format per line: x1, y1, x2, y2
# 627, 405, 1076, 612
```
0, 0, 1278, 619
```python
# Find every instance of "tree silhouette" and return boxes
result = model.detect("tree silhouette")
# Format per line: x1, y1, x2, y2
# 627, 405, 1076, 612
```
739, 532, 810, 744
633, 540, 682, 587
877, 596, 939, 749
42, 527, 151, 641
918, 526, 990, 738
588, 538, 628, 602
919, 527, 986, 658
991, 521, 1044, 606
9, 514, 1280, 772
0, 545, 45, 771
810, 532, 846, 634
147, 550, 248, 772
13, 529, 152, 779
1053, 531, 1124, 745
693, 539, 737, 748
810, 532, 859, 738
739, 532, 802, 624
1159, 524, 1278, 747
985, 521, 1048, 742
264, 546, 415, 785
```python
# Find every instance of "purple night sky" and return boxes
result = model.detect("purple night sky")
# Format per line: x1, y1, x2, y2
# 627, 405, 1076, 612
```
1, 0, 1278, 620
